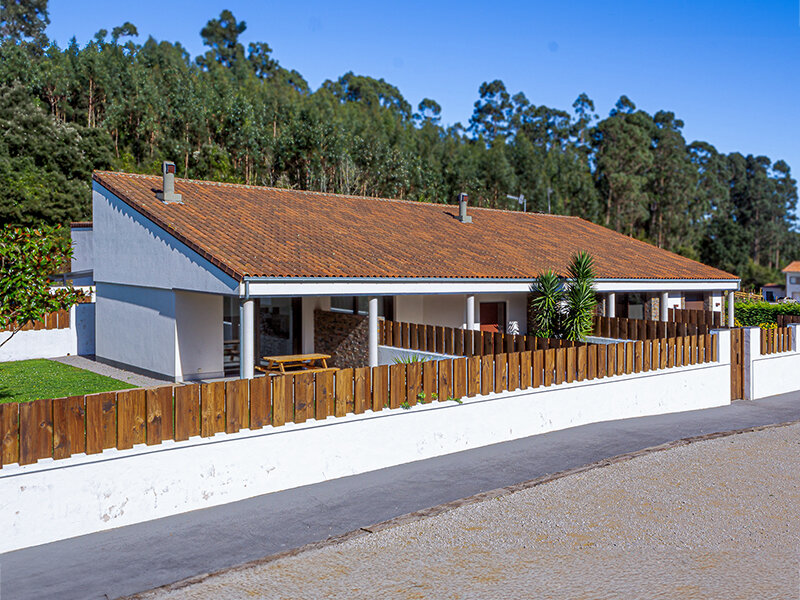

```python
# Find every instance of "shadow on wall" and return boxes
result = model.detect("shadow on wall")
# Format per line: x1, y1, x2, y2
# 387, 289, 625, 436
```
76, 303, 96, 356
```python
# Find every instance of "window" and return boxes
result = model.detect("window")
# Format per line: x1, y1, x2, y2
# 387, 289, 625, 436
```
791, 277, 800, 285
330, 296, 392, 318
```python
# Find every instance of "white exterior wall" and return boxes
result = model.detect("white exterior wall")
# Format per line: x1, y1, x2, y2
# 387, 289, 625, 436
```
175, 292, 224, 381
394, 293, 528, 334
69, 225, 94, 285
92, 185, 238, 294
748, 324, 800, 400
0, 348, 730, 553
786, 272, 800, 300
0, 303, 94, 362
95, 283, 176, 380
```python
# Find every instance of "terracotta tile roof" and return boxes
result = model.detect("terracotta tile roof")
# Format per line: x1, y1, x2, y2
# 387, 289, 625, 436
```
782, 261, 800, 273
92, 171, 738, 283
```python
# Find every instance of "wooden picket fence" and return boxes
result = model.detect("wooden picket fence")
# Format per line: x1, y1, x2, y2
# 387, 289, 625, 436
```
0, 333, 718, 469
380, 320, 579, 356
0, 309, 71, 332
593, 315, 716, 340
668, 308, 723, 328
761, 327, 793, 355
776, 314, 800, 327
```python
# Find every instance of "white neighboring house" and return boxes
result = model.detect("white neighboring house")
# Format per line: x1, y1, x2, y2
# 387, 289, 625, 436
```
782, 262, 800, 300
89, 164, 741, 383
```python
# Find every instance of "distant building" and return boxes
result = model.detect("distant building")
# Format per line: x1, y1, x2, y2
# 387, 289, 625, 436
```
762, 283, 785, 302
782, 262, 800, 301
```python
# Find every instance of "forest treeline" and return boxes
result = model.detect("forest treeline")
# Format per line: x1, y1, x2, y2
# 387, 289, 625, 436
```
0, 2, 797, 287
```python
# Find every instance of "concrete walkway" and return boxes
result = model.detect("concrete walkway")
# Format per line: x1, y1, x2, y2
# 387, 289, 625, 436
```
50, 355, 170, 388
4, 392, 800, 600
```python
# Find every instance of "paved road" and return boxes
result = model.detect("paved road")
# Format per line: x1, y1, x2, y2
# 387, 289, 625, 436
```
3, 393, 800, 600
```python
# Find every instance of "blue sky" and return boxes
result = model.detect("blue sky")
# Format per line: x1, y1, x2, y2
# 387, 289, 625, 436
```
48, 0, 799, 176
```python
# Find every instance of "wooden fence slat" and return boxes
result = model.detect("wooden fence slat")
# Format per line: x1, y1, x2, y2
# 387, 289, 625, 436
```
544, 349, 555, 387
337, 368, 355, 415
19, 399, 53, 465
480, 354, 493, 395
667, 338, 675, 368
443, 327, 454, 355
249, 376, 272, 429
200, 382, 225, 437
0, 402, 20, 466
438, 359, 453, 401
146, 386, 174, 445
634, 341, 643, 373
405, 363, 422, 407
624, 342, 634, 374
372, 365, 389, 411
586, 345, 597, 380
607, 343, 616, 377
689, 335, 697, 365
454, 328, 464, 356
530, 350, 541, 387
53, 395, 85, 460
565, 346, 576, 384
520, 351, 532, 388
315, 370, 334, 419
553, 348, 565, 385
392, 322, 402, 348
85, 391, 116, 454
401, 322, 410, 348
116, 389, 146, 450
422, 360, 438, 402
507, 352, 520, 391
223, 379, 247, 434
409, 323, 418, 350
271, 376, 289, 426
494, 353, 508, 393
387, 364, 403, 409
643, 339, 652, 371
292, 373, 316, 423
596, 344, 606, 378
354, 367, 369, 413
467, 356, 481, 396
615, 342, 625, 374
452, 357, 467, 399
651, 337, 660, 369
174, 384, 200, 440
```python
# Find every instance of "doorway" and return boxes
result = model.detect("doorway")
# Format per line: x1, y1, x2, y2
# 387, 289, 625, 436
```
479, 302, 506, 333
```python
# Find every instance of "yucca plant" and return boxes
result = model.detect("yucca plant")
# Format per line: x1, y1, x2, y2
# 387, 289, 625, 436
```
530, 269, 563, 338
562, 251, 597, 341
530, 252, 597, 341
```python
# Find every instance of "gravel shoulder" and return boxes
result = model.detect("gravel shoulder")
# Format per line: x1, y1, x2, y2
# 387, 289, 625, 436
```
137, 422, 800, 600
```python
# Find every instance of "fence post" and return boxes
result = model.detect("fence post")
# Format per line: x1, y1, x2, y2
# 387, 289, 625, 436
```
741, 327, 760, 401
789, 324, 800, 353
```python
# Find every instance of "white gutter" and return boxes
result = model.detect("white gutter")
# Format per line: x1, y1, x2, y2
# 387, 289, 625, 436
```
239, 277, 740, 297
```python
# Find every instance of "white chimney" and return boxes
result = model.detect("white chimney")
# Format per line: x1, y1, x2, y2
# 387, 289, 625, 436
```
156, 161, 182, 203
458, 193, 472, 223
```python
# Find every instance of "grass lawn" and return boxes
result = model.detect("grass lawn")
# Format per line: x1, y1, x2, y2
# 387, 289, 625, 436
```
0, 359, 136, 403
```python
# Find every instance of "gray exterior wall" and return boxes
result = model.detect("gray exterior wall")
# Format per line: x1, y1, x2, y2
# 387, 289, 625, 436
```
92, 184, 239, 294
70, 225, 94, 285
95, 282, 176, 380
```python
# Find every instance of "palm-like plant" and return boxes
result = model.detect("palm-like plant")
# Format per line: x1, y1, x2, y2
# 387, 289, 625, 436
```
530, 269, 563, 338
562, 251, 597, 341
530, 252, 597, 341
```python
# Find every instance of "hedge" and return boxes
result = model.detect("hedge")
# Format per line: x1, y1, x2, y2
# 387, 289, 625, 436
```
735, 301, 800, 326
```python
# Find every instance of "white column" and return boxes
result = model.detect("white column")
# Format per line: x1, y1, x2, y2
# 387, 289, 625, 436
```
710, 328, 731, 366
742, 326, 760, 401
466, 295, 476, 330
660, 291, 669, 322
607, 292, 616, 318
727, 290, 735, 327
368, 296, 378, 368
240, 298, 255, 379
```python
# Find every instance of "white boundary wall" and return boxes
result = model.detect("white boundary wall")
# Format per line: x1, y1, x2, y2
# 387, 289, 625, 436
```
0, 303, 95, 362
746, 324, 800, 400
0, 332, 730, 553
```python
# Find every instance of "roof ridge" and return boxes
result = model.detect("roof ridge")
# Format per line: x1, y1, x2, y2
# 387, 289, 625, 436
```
91, 170, 580, 220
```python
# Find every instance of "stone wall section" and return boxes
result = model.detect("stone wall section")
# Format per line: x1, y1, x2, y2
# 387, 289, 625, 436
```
314, 310, 368, 368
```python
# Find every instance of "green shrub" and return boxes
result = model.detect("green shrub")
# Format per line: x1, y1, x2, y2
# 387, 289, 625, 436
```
735, 301, 800, 326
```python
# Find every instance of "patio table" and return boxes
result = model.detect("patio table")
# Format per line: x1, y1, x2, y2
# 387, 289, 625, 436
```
256, 353, 336, 375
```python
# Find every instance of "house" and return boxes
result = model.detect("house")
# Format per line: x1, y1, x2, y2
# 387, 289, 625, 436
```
762, 283, 785, 302
782, 262, 800, 301
89, 163, 740, 382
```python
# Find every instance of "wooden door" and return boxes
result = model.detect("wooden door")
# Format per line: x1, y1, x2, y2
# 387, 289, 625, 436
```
730, 328, 744, 400
480, 302, 505, 333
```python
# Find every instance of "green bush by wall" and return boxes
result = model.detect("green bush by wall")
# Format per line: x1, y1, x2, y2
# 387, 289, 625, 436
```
735, 301, 800, 326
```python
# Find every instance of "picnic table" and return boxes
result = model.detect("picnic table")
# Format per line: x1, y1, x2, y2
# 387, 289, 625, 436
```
256, 353, 336, 375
